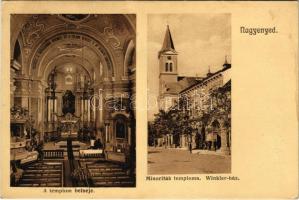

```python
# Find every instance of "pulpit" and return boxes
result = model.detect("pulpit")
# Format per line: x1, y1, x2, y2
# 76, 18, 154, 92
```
10, 106, 38, 165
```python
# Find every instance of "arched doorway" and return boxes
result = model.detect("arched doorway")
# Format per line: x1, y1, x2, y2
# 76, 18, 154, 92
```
211, 120, 221, 150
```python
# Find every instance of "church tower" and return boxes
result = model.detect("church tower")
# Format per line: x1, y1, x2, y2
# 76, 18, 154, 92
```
158, 25, 179, 110
158, 25, 178, 97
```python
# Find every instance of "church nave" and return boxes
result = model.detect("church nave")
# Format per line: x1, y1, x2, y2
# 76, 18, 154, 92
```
10, 14, 136, 187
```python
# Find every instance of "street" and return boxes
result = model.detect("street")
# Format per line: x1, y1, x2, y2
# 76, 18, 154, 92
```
148, 147, 231, 174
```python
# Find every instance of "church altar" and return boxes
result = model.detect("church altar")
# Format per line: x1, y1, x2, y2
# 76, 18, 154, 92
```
56, 113, 80, 139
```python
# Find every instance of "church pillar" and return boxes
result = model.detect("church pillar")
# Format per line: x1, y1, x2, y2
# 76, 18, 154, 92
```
128, 125, 131, 146
92, 87, 102, 138
109, 122, 113, 144
33, 81, 44, 141
54, 98, 57, 121
99, 89, 103, 124
104, 122, 110, 143
75, 95, 80, 117
81, 98, 84, 121
10, 60, 21, 107
92, 94, 96, 122
40, 94, 45, 141
47, 97, 51, 122
87, 99, 90, 123
10, 68, 17, 107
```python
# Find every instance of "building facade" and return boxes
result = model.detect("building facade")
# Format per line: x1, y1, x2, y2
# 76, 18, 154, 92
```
154, 25, 231, 155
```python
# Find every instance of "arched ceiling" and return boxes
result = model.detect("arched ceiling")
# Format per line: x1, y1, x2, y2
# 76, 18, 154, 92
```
11, 14, 136, 82
48, 62, 91, 92
34, 36, 105, 82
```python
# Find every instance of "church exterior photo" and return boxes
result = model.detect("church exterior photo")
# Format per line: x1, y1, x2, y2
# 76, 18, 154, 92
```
147, 14, 231, 174
10, 14, 136, 187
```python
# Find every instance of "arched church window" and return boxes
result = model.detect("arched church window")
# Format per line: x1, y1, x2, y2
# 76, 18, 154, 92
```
165, 63, 169, 72
13, 40, 22, 63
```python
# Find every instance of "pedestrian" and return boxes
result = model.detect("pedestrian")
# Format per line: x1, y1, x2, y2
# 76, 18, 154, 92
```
189, 143, 192, 154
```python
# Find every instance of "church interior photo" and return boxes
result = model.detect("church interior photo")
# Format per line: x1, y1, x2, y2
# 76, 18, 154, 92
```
10, 14, 136, 187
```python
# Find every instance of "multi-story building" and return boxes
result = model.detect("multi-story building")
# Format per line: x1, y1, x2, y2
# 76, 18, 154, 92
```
156, 25, 231, 155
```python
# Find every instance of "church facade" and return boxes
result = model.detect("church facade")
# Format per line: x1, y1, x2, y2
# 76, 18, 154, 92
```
10, 14, 136, 187
152, 25, 231, 155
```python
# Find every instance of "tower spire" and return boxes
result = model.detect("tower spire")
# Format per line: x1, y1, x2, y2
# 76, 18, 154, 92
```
158, 25, 176, 58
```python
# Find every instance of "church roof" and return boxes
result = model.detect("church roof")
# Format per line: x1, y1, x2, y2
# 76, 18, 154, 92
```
180, 64, 232, 94
164, 82, 184, 94
163, 77, 200, 95
158, 25, 177, 58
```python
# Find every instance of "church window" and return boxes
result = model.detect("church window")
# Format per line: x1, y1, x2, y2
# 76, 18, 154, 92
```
165, 63, 169, 72
65, 74, 73, 85
167, 56, 171, 60
169, 63, 173, 72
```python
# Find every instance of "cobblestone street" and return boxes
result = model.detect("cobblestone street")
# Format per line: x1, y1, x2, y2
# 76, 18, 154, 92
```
148, 147, 231, 174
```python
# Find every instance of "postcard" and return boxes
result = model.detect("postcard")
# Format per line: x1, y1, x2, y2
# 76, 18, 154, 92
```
1, 1, 298, 198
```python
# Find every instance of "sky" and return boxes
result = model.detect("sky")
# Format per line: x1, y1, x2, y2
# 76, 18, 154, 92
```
147, 14, 231, 120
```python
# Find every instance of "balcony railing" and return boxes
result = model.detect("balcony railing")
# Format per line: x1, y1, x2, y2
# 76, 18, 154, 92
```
43, 150, 64, 159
